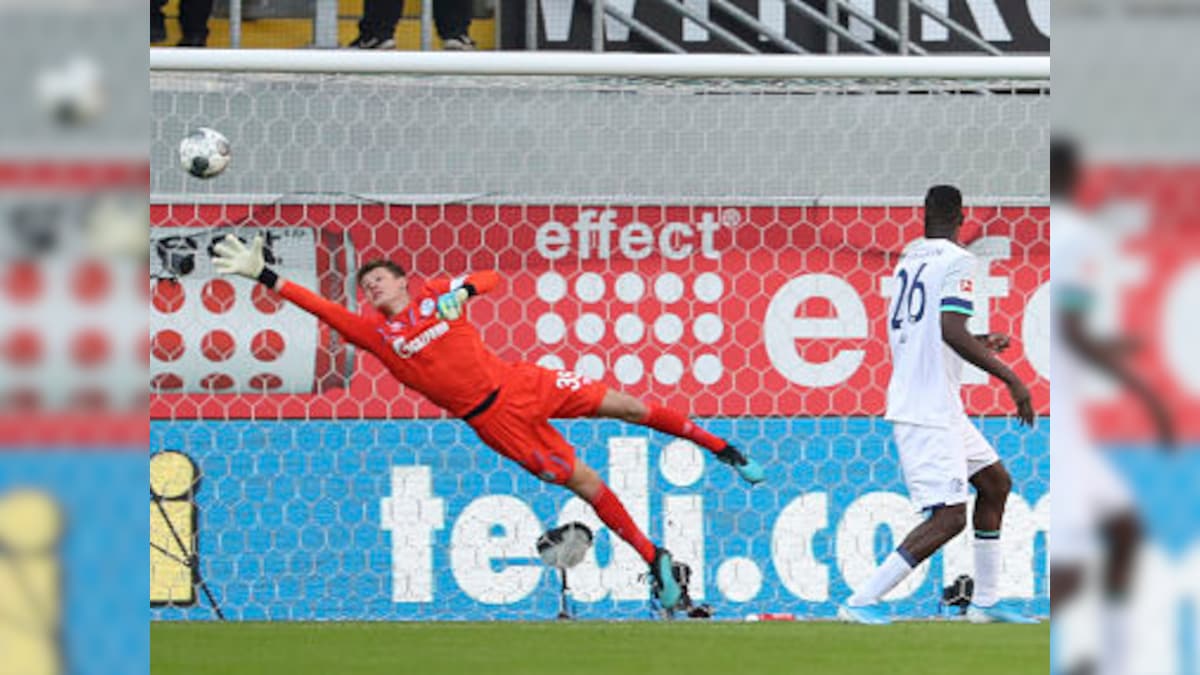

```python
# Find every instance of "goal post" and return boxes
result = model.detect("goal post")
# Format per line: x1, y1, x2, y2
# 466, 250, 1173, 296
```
149, 49, 1050, 79
150, 53, 1049, 621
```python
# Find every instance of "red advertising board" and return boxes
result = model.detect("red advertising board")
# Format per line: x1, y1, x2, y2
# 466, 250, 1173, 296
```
149, 203, 1050, 421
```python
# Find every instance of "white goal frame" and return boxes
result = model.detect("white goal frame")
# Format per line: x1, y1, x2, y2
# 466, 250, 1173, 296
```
149, 49, 1049, 80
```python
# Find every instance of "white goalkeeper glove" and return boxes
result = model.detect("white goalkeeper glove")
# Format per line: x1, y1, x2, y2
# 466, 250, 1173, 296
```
436, 288, 470, 320
212, 233, 266, 280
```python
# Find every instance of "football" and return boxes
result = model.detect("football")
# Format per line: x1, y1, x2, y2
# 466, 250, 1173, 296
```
179, 127, 231, 179
35, 56, 105, 127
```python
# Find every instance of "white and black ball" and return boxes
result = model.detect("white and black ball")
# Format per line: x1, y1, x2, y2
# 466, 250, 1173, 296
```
179, 127, 231, 179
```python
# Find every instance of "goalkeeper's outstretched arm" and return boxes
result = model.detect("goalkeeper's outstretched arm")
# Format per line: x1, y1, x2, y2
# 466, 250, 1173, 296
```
425, 270, 501, 296
427, 270, 501, 321
211, 234, 381, 351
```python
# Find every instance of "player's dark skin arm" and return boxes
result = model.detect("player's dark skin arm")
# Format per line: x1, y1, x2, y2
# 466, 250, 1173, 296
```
941, 313, 1034, 426
1061, 310, 1174, 447
974, 333, 1009, 352
963, 334, 1019, 533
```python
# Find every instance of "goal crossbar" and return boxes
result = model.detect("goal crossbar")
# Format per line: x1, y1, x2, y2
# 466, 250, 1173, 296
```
149, 49, 1050, 80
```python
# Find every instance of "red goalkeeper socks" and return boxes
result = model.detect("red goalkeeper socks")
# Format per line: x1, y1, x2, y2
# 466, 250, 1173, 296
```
642, 405, 727, 454
588, 484, 657, 564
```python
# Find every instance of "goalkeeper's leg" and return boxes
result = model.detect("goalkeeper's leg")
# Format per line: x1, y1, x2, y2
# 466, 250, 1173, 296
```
564, 460, 682, 609
593, 390, 764, 484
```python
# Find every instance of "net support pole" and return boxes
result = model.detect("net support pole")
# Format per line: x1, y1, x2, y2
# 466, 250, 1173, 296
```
899, 0, 910, 55
230, 0, 243, 48
313, 0, 339, 48
421, 0, 434, 50
526, 0, 539, 49
592, 0, 604, 52
826, 0, 837, 54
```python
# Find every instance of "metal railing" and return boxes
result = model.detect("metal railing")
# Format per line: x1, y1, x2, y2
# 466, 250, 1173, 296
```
214, 0, 1037, 54
528, 0, 1017, 55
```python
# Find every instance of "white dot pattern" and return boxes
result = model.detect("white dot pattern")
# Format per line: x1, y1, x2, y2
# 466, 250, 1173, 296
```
574, 272, 606, 303
574, 313, 605, 344
614, 313, 645, 344
693, 272, 724, 303
692, 313, 723, 344
530, 273, 730, 388
613, 354, 644, 384
693, 354, 723, 384
575, 354, 605, 381
654, 314, 684, 344
653, 355, 684, 385
615, 273, 645, 303
535, 314, 566, 344
536, 272, 567, 303
654, 273, 684, 303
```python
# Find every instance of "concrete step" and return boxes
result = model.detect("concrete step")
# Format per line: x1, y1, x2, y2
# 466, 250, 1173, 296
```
154, 0, 493, 49
152, 15, 494, 49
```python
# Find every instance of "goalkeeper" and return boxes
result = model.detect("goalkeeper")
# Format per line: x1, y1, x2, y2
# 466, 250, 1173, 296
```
213, 235, 764, 610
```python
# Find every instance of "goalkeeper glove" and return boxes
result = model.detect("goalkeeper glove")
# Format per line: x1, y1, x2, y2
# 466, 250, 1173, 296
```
437, 288, 470, 320
212, 233, 265, 279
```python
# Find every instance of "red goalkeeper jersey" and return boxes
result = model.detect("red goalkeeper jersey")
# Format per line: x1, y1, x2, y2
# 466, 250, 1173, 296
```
277, 271, 507, 417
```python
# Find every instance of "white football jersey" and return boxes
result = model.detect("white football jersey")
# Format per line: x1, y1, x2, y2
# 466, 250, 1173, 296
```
1049, 201, 1104, 459
885, 237, 978, 428
1049, 202, 1137, 558
1049, 202, 1098, 424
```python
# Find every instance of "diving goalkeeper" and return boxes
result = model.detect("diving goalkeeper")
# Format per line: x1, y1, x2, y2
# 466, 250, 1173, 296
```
212, 234, 764, 609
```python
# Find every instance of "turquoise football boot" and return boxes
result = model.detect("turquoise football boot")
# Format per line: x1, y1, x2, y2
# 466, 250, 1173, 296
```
716, 445, 765, 485
967, 603, 1039, 624
837, 604, 892, 625
649, 548, 683, 611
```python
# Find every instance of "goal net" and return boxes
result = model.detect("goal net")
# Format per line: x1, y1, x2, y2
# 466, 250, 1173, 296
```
149, 54, 1049, 621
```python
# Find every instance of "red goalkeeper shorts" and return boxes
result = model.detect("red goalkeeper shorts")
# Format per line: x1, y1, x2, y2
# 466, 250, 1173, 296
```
467, 363, 607, 485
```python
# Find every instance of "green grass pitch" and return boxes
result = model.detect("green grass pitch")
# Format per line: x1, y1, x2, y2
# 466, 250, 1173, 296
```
152, 620, 1047, 675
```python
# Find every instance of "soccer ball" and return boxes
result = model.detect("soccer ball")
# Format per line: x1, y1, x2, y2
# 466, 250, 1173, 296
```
179, 127, 231, 179
35, 56, 105, 127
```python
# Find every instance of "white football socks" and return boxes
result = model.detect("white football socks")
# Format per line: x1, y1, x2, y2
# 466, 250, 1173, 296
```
1100, 600, 1130, 675
972, 534, 1002, 607
848, 550, 915, 607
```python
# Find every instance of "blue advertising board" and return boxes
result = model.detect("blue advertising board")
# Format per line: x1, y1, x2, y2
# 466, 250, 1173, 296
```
150, 417, 1049, 621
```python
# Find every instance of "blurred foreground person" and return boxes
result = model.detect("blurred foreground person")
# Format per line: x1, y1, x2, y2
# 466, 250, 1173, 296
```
1049, 138, 1174, 675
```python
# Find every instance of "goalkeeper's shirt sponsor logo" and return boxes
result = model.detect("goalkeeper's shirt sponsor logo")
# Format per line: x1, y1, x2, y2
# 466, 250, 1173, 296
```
390, 321, 451, 358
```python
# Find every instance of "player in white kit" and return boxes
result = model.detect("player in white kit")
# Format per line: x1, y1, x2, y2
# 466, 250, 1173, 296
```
838, 185, 1036, 625
1049, 138, 1173, 675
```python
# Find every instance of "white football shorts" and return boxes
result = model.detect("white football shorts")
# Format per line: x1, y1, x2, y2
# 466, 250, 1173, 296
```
892, 415, 1000, 511
1049, 430, 1135, 565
